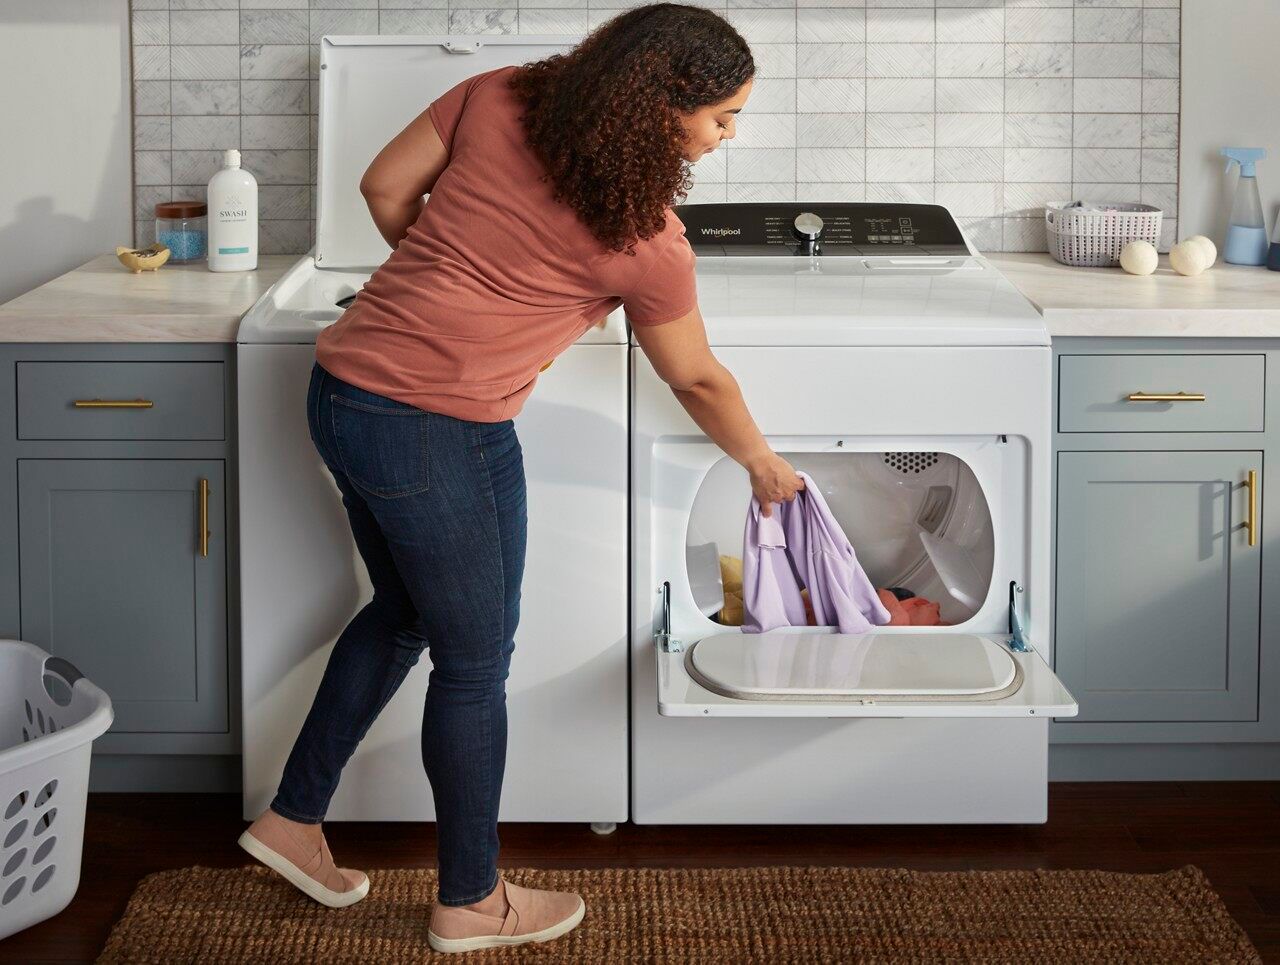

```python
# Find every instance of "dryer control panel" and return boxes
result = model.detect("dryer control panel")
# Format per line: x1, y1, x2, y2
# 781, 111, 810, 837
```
675, 202, 971, 257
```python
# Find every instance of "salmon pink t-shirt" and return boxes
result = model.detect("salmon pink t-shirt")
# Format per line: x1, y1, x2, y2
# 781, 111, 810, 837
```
315, 64, 699, 423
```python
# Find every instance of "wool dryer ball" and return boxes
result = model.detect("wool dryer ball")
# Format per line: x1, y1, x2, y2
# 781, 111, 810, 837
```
1119, 240, 1158, 275
1185, 234, 1218, 267
1169, 239, 1211, 276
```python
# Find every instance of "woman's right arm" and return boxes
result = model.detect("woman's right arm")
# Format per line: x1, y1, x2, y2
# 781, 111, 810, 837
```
359, 109, 451, 249
631, 305, 804, 516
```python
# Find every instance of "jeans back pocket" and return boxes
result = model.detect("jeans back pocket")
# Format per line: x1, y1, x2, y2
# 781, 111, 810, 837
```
329, 393, 431, 498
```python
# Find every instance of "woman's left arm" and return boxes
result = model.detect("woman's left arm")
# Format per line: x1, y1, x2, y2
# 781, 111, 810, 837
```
359, 108, 451, 249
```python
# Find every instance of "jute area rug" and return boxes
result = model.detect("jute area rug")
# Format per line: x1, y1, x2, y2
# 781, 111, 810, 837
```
96, 864, 1260, 963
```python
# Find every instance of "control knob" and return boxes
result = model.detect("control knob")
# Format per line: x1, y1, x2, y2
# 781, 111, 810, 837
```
793, 211, 824, 254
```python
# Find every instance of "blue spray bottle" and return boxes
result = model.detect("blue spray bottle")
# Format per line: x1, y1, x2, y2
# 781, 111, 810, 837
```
1220, 147, 1268, 265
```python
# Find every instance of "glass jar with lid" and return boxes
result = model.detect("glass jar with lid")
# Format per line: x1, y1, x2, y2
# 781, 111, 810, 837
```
154, 201, 208, 263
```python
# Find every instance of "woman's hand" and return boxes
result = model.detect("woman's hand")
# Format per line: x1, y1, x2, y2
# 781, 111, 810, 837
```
747, 451, 805, 517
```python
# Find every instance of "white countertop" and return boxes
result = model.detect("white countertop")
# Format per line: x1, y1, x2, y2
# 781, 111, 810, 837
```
988, 253, 1280, 337
0, 253, 294, 342
2, 251, 1280, 342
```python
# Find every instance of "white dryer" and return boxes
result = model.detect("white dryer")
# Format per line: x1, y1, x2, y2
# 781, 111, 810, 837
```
238, 36, 629, 827
630, 202, 1078, 825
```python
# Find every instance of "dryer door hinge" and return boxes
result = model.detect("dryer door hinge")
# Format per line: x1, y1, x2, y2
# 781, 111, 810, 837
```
1007, 580, 1031, 652
655, 581, 683, 653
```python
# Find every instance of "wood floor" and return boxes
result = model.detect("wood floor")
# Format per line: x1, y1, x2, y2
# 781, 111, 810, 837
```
3, 782, 1277, 963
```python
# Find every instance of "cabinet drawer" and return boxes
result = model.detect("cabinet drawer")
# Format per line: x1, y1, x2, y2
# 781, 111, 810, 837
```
1057, 354, 1264, 433
17, 361, 225, 440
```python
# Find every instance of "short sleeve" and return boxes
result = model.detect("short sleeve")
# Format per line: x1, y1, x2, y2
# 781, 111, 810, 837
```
426, 68, 500, 154
623, 224, 698, 326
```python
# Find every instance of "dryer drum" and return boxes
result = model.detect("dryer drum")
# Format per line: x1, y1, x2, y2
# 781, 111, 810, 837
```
685, 450, 996, 625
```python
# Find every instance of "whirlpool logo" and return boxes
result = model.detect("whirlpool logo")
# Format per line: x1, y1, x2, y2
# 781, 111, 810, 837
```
700, 227, 742, 237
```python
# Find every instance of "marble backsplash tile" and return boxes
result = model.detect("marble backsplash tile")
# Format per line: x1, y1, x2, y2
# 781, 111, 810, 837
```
131, 0, 1181, 255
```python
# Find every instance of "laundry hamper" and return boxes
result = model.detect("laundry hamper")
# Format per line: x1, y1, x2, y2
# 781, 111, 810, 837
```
0, 640, 113, 940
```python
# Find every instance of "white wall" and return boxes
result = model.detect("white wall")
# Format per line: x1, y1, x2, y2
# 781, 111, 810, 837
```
0, 0, 131, 306
1179, 0, 1280, 245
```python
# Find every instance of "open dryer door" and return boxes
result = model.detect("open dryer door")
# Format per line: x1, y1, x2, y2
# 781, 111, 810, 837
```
657, 623, 1076, 718
645, 432, 1078, 720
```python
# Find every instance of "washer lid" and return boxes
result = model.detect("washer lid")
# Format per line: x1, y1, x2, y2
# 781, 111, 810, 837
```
686, 631, 1019, 701
316, 35, 577, 269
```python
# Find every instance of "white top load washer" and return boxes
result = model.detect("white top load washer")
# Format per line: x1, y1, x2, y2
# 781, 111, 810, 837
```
629, 202, 1077, 824
239, 36, 631, 826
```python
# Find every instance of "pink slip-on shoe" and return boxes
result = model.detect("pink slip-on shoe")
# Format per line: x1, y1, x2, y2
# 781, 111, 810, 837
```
237, 808, 369, 908
427, 877, 585, 954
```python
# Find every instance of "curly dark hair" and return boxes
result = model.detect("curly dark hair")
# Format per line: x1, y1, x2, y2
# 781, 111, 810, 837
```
507, 4, 754, 255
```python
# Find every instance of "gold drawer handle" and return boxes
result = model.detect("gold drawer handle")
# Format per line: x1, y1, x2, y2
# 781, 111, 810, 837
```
1246, 469, 1258, 548
1126, 391, 1205, 402
199, 478, 211, 558
73, 398, 154, 408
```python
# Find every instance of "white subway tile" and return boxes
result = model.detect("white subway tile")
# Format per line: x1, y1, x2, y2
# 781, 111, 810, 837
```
797, 7, 864, 43
797, 113, 866, 146
1072, 113, 1142, 147
936, 113, 1003, 147
1074, 77, 1141, 112
1005, 113, 1072, 148
1140, 112, 1178, 149
937, 77, 1002, 113
866, 77, 934, 112
798, 147, 867, 182
797, 77, 866, 112
866, 43, 936, 78
936, 7, 1002, 43
1072, 43, 1142, 77
866, 112, 934, 148
935, 43, 1003, 77
866, 147, 934, 182
1005, 78, 1073, 113
797, 43, 865, 78
1005, 146, 1072, 182
1075, 7, 1141, 42
1005, 7, 1073, 42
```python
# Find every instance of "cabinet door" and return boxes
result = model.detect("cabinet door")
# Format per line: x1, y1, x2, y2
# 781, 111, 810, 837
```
1055, 451, 1261, 722
18, 459, 227, 733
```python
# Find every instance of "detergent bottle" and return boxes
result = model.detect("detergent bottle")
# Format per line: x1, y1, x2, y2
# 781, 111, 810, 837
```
1220, 147, 1268, 265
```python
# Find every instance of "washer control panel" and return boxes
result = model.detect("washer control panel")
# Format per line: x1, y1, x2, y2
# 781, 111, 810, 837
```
676, 202, 970, 257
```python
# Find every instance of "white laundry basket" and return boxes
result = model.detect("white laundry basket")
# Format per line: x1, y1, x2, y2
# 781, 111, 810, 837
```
0, 640, 113, 941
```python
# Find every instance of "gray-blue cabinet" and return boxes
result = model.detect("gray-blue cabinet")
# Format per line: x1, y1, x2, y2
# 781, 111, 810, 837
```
17, 459, 228, 734
0, 343, 240, 781
1055, 449, 1261, 723
1050, 338, 1279, 754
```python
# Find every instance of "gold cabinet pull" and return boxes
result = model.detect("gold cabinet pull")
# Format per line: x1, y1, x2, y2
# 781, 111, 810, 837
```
1126, 391, 1205, 402
199, 478, 210, 558
1246, 469, 1258, 548
73, 398, 154, 408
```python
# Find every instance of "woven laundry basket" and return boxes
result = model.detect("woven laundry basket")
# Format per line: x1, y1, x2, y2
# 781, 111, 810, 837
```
1045, 201, 1163, 267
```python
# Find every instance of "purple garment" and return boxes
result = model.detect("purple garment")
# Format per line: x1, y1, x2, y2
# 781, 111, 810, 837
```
741, 470, 892, 634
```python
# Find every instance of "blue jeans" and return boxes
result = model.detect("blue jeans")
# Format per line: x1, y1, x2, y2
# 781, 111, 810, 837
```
270, 360, 527, 906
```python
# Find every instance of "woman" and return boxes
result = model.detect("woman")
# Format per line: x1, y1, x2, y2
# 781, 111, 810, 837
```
236, 3, 804, 953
